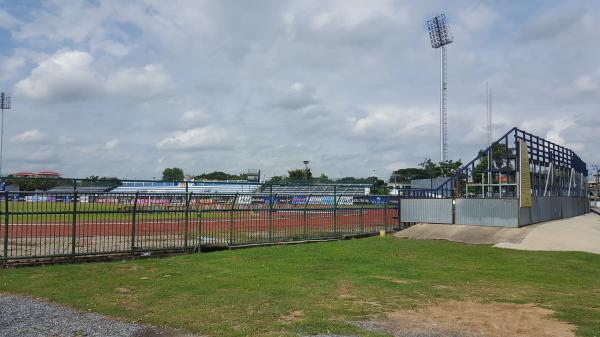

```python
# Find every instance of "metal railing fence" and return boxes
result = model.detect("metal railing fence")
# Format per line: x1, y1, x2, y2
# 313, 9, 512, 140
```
1, 191, 401, 264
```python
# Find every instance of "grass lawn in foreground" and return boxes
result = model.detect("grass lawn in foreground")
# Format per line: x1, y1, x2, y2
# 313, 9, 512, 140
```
1, 237, 599, 337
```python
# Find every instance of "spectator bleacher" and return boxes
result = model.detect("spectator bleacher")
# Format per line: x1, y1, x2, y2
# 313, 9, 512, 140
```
47, 186, 114, 193
269, 184, 370, 195
111, 181, 261, 194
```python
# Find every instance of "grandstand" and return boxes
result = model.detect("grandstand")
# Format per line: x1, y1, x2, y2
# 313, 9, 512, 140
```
269, 184, 370, 195
111, 180, 261, 194
47, 186, 112, 193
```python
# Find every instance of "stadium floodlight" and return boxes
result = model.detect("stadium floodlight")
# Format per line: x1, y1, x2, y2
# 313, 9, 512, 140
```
303, 160, 310, 181
0, 92, 11, 177
427, 13, 453, 162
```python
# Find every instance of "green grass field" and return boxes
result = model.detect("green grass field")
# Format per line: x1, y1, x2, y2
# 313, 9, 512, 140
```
3, 201, 246, 221
1, 237, 599, 337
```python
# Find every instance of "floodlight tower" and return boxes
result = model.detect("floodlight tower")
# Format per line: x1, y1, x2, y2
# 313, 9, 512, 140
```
0, 92, 11, 177
486, 83, 493, 147
427, 13, 454, 162
303, 160, 310, 181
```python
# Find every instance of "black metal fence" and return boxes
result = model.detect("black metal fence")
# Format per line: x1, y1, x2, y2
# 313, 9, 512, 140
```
1, 191, 400, 265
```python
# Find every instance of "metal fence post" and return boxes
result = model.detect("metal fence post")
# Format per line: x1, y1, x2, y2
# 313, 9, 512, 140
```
304, 194, 311, 240
197, 207, 203, 253
397, 197, 402, 230
3, 190, 8, 267
384, 197, 388, 232
71, 191, 77, 257
333, 186, 337, 235
131, 192, 138, 251
360, 201, 365, 233
229, 193, 237, 246
184, 192, 191, 251
268, 185, 273, 242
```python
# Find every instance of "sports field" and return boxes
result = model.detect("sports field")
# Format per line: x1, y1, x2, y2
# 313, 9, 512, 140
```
1, 237, 598, 337
1, 198, 396, 260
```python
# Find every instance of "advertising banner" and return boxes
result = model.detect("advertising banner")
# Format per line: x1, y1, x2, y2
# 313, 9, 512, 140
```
388, 197, 400, 206
337, 196, 353, 205
276, 195, 293, 204
251, 195, 267, 204
369, 196, 388, 205
292, 196, 308, 205
353, 195, 370, 205
237, 195, 252, 205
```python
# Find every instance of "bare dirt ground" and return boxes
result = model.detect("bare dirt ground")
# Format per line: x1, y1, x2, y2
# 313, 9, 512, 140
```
360, 301, 576, 337
396, 213, 600, 254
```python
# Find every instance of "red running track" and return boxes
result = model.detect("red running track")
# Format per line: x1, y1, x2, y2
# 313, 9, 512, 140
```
2, 209, 399, 238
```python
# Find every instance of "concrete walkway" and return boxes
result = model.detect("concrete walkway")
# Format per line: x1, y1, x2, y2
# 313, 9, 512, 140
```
495, 213, 600, 254
396, 212, 600, 255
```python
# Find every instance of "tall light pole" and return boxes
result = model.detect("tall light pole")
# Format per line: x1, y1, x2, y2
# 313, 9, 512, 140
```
486, 83, 493, 148
0, 92, 11, 177
303, 160, 309, 181
427, 13, 454, 162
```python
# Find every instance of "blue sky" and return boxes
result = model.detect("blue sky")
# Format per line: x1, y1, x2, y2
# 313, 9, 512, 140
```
0, 0, 598, 179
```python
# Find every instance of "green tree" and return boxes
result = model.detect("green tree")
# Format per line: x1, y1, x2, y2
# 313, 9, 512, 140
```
438, 160, 463, 177
389, 168, 428, 183
419, 158, 441, 178
288, 168, 312, 181
162, 168, 184, 181
315, 173, 331, 184
194, 171, 249, 181
418, 158, 463, 178
5, 176, 65, 191
473, 144, 514, 183
265, 175, 286, 185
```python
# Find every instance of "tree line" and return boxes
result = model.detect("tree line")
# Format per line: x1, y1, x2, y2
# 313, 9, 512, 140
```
389, 158, 463, 183
3, 158, 465, 192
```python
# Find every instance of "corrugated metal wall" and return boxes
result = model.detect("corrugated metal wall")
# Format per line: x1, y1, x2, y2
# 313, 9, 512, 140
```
401, 199, 452, 224
401, 197, 588, 227
519, 197, 589, 226
455, 198, 519, 227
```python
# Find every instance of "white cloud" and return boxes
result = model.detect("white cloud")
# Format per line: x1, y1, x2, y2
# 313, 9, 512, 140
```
156, 126, 233, 150
105, 64, 170, 98
1, 2, 600, 178
179, 110, 211, 127
0, 9, 18, 29
11, 129, 46, 144
352, 105, 436, 136
573, 73, 599, 94
15, 50, 170, 103
457, 4, 500, 31
271, 82, 317, 110
104, 139, 119, 150
545, 119, 575, 146
15, 51, 99, 102
0, 56, 26, 80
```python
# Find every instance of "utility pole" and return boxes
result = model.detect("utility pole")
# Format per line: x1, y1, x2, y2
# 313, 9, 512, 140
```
0, 92, 11, 177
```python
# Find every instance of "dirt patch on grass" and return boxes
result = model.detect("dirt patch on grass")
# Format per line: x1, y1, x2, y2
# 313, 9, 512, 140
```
373, 276, 413, 284
363, 301, 575, 337
280, 310, 305, 323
